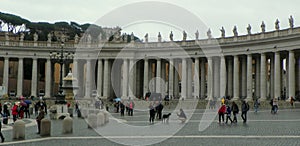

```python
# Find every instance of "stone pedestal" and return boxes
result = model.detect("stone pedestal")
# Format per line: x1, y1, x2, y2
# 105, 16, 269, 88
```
87, 114, 97, 128
13, 120, 25, 139
40, 118, 51, 136
62, 116, 73, 134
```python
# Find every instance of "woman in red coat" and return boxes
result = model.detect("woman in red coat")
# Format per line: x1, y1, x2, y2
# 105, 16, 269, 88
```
218, 104, 226, 124
11, 104, 19, 122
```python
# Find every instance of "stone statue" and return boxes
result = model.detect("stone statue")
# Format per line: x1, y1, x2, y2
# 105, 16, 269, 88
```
33, 32, 38, 41
169, 31, 173, 41
20, 32, 24, 41
275, 19, 280, 30
247, 24, 252, 35
130, 32, 134, 42
233, 26, 238, 37
183, 31, 187, 41
87, 34, 92, 43
98, 32, 102, 41
123, 33, 128, 42
220, 27, 225, 38
158, 32, 162, 42
144, 33, 148, 43
47, 33, 52, 42
61, 33, 66, 43
261, 21, 266, 33
195, 30, 199, 40
113, 30, 121, 42
74, 34, 79, 43
207, 28, 212, 38
289, 15, 294, 28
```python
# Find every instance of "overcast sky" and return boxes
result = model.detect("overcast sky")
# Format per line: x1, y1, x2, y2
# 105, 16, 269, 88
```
1, 0, 299, 41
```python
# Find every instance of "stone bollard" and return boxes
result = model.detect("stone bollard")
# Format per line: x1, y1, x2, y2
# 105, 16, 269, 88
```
13, 120, 25, 139
62, 116, 73, 134
97, 112, 105, 127
40, 118, 51, 136
81, 109, 88, 119
103, 110, 109, 123
87, 114, 97, 129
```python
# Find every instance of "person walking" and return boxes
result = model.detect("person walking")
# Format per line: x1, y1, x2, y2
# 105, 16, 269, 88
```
0, 113, 5, 143
128, 100, 134, 116
225, 105, 233, 124
231, 101, 239, 123
254, 99, 260, 113
241, 100, 250, 123
149, 103, 156, 124
218, 104, 226, 124
2, 104, 9, 125
36, 106, 45, 134
272, 97, 279, 114
11, 103, 19, 123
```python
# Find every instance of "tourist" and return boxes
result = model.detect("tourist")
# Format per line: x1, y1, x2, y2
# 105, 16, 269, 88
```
271, 98, 279, 114
218, 103, 226, 124
0, 113, 5, 143
231, 101, 239, 123
290, 96, 295, 107
149, 103, 156, 124
36, 106, 45, 134
155, 102, 164, 120
120, 101, 125, 116
254, 99, 260, 113
241, 100, 250, 123
2, 104, 9, 125
225, 105, 233, 124
128, 100, 134, 116
11, 103, 19, 123
177, 108, 187, 123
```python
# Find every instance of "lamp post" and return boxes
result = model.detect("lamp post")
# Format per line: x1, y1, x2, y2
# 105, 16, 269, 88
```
50, 41, 74, 103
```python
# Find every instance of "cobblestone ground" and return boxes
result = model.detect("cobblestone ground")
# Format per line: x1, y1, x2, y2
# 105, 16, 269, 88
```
1, 107, 300, 146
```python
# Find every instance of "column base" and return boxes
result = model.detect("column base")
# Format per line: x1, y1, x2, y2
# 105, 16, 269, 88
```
231, 97, 239, 101
246, 97, 253, 101
259, 97, 267, 101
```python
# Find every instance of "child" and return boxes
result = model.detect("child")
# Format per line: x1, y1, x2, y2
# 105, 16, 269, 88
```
225, 105, 233, 124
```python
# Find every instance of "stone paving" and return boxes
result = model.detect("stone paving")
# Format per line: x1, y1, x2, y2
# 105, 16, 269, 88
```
1, 106, 300, 146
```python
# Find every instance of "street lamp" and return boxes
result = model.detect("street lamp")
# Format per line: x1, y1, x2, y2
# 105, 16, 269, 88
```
49, 41, 74, 103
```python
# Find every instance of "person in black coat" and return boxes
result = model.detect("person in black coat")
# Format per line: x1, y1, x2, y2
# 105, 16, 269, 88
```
231, 101, 239, 123
149, 103, 156, 124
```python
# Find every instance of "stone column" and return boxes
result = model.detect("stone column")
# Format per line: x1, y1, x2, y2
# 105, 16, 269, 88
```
194, 58, 200, 98
213, 57, 220, 98
17, 58, 24, 97
207, 57, 213, 99
181, 58, 187, 99
200, 58, 206, 98
143, 59, 149, 97
288, 50, 295, 100
233, 55, 239, 100
270, 55, 274, 98
169, 59, 174, 98
187, 60, 193, 98
220, 56, 226, 98
31, 58, 38, 97
97, 59, 103, 97
45, 59, 52, 98
227, 58, 233, 98
156, 59, 161, 93
255, 57, 261, 98
246, 54, 253, 100
84, 59, 91, 98
122, 59, 128, 98
161, 61, 166, 97
174, 60, 180, 98
260, 53, 267, 100
274, 52, 281, 99
103, 59, 109, 99
3, 57, 9, 94
241, 56, 247, 98
129, 59, 135, 98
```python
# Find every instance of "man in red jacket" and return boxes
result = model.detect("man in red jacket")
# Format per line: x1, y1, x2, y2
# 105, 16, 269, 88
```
218, 104, 226, 124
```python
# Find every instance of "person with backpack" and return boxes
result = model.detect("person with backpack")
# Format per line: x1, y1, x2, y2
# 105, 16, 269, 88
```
241, 100, 250, 123
218, 103, 226, 124
254, 99, 260, 113
231, 101, 239, 123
